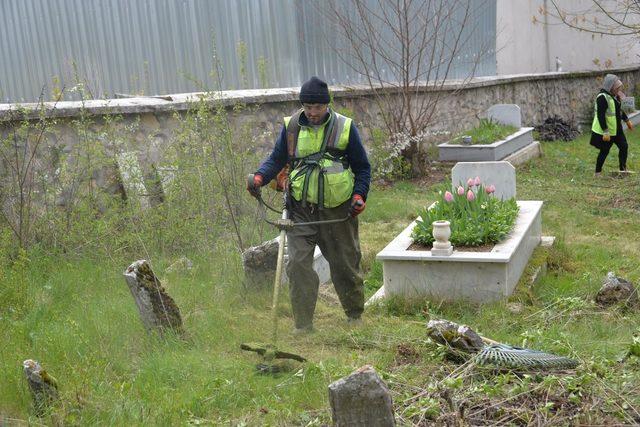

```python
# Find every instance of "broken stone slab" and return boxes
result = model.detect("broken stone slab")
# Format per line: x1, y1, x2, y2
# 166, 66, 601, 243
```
22, 359, 59, 416
145, 166, 165, 207
123, 260, 184, 335
116, 151, 151, 210
155, 165, 178, 194
242, 238, 280, 288
595, 272, 638, 307
426, 319, 485, 353
241, 237, 330, 288
328, 365, 395, 427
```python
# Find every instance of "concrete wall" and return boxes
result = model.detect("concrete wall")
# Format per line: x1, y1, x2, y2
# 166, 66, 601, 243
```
1, 66, 639, 169
496, 0, 640, 75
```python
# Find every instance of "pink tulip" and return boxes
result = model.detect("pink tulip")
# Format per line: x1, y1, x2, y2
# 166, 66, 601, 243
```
444, 191, 453, 202
457, 186, 464, 196
466, 189, 475, 201
467, 178, 474, 187
485, 184, 496, 194
474, 176, 481, 186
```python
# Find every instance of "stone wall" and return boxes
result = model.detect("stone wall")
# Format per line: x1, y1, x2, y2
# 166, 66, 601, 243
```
1, 65, 639, 164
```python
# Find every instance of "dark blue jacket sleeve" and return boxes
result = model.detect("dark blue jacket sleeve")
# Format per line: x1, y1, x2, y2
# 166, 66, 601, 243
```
256, 125, 288, 184
345, 123, 371, 200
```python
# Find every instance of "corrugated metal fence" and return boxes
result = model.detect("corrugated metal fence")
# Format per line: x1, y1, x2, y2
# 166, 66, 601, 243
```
0, 0, 496, 103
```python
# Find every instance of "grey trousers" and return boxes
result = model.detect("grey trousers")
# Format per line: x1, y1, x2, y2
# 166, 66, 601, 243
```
286, 198, 364, 329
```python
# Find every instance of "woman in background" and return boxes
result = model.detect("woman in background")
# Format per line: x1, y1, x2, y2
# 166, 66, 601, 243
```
590, 74, 634, 176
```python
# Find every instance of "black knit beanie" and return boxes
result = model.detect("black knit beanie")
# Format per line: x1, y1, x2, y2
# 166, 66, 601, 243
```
299, 76, 330, 104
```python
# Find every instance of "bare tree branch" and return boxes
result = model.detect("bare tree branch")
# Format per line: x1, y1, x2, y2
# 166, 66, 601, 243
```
548, 0, 640, 36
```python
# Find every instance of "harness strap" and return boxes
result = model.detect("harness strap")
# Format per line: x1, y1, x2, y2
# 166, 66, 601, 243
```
289, 110, 342, 209
300, 163, 315, 208
316, 113, 335, 209
286, 109, 303, 158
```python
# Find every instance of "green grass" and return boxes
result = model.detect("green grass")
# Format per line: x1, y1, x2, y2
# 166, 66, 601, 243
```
3, 133, 640, 424
455, 118, 518, 145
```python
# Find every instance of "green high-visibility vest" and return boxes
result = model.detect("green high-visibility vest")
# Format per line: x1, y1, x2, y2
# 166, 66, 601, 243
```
591, 92, 617, 136
285, 111, 354, 208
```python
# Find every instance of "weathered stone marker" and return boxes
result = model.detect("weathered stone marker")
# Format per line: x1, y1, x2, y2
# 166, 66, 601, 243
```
116, 151, 151, 210
242, 237, 331, 288
596, 272, 638, 307
328, 365, 395, 426
22, 359, 59, 416
242, 238, 280, 288
123, 260, 184, 335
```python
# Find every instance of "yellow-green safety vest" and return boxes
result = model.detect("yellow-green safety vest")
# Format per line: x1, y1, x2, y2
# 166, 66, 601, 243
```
285, 111, 355, 208
591, 92, 617, 136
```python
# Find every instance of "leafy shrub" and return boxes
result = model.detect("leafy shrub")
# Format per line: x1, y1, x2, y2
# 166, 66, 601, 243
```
412, 178, 519, 247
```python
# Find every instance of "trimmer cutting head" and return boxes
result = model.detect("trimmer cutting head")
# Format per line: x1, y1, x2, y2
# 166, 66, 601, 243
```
241, 343, 307, 374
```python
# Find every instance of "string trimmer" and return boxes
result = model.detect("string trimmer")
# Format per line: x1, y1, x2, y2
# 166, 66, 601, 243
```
241, 175, 349, 374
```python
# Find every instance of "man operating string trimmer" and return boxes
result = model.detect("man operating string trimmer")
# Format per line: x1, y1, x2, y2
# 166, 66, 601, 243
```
247, 76, 371, 334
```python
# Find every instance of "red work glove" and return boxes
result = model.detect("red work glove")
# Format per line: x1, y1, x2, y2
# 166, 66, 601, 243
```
627, 120, 634, 131
246, 173, 263, 198
268, 166, 289, 192
349, 194, 365, 217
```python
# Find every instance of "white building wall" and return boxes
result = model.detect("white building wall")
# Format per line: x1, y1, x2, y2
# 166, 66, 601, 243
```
496, 0, 640, 75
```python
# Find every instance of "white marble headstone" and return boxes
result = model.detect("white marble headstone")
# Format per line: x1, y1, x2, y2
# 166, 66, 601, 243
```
487, 104, 522, 128
451, 161, 516, 200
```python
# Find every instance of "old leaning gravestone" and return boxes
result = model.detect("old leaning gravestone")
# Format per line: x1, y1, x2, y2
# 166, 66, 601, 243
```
123, 260, 184, 335
328, 365, 395, 426
452, 161, 516, 200
487, 104, 522, 128
22, 359, 59, 416
116, 151, 151, 210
